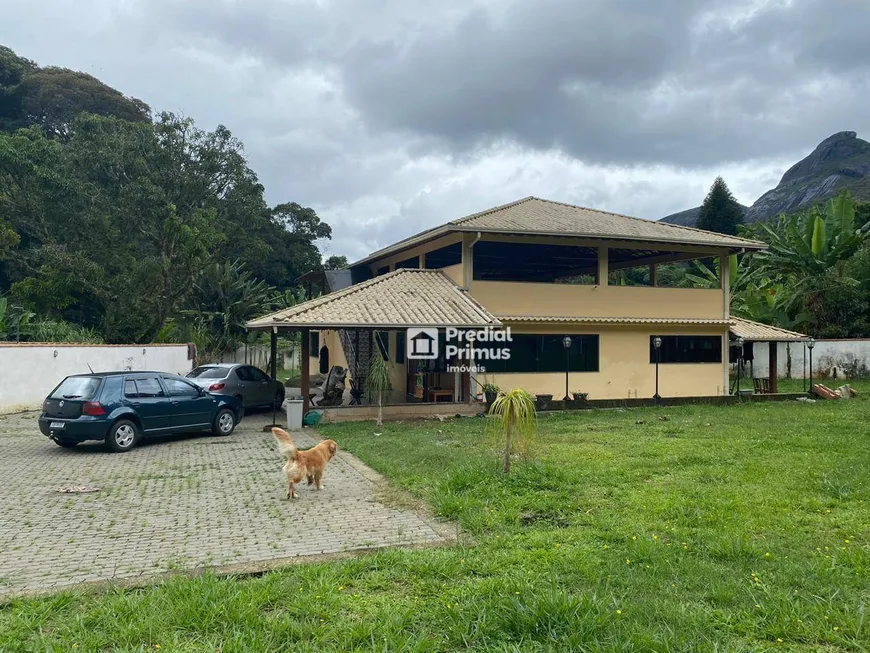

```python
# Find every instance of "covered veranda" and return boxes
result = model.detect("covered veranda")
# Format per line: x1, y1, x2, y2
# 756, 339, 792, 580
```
246, 269, 501, 419
729, 317, 809, 395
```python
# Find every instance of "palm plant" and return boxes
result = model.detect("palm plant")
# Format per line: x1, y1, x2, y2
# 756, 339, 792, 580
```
366, 351, 391, 427
754, 191, 870, 307
179, 259, 276, 358
487, 388, 537, 474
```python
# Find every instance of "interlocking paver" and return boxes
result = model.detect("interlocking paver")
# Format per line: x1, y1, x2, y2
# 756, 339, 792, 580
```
0, 412, 446, 598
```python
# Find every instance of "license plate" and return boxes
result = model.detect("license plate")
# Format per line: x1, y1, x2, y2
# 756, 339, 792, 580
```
50, 422, 65, 429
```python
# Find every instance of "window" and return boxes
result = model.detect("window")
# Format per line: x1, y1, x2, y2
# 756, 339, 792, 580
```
395, 256, 420, 270
424, 243, 462, 269
163, 377, 200, 397
248, 367, 270, 382
123, 379, 138, 398
309, 331, 320, 354
235, 367, 252, 381
650, 336, 722, 364
51, 376, 102, 400
473, 241, 598, 284
375, 331, 389, 360
479, 335, 599, 373
395, 332, 406, 364
187, 366, 227, 379
376, 265, 390, 276
134, 377, 165, 398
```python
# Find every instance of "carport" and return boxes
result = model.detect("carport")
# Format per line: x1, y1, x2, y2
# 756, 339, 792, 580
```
729, 317, 809, 394
246, 268, 501, 417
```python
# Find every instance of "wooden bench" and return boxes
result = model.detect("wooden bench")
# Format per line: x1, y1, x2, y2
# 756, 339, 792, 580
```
752, 378, 771, 394
428, 388, 455, 403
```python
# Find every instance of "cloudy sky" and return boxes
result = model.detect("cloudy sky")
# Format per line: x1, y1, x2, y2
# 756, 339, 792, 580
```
3, 0, 869, 261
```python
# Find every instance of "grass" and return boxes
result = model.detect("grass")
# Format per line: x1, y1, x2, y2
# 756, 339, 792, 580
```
2, 399, 870, 651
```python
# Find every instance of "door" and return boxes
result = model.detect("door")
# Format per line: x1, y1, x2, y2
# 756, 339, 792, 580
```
246, 366, 275, 406
233, 366, 252, 407
124, 376, 172, 433
162, 376, 215, 430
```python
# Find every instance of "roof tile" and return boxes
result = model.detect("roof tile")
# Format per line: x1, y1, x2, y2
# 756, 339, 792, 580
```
247, 269, 500, 329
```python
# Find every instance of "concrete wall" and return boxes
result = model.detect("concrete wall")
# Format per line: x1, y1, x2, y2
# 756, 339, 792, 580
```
0, 343, 194, 413
749, 340, 870, 379
477, 325, 729, 400
216, 344, 300, 371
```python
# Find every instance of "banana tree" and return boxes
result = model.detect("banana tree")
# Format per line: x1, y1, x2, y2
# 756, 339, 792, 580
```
0, 297, 34, 340
756, 191, 869, 281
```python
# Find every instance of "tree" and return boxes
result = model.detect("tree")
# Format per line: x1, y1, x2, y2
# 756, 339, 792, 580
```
747, 191, 870, 335
366, 350, 391, 427
324, 255, 348, 270
487, 389, 536, 474
697, 177, 744, 235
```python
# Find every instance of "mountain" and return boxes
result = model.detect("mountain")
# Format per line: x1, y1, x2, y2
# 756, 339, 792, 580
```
661, 131, 870, 226
660, 204, 748, 227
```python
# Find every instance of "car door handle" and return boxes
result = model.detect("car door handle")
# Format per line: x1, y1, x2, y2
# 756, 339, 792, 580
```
132, 402, 141, 407
171, 400, 179, 406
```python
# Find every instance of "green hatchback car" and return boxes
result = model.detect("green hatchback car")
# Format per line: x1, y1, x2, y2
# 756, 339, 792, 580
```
39, 372, 244, 452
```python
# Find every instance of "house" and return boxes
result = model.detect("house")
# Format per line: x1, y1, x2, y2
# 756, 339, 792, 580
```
248, 196, 785, 417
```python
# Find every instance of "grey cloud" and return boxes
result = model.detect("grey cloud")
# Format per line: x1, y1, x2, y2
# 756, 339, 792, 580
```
1, 0, 868, 261
141, 0, 870, 168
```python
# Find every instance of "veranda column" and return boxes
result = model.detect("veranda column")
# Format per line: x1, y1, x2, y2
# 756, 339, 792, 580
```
768, 341, 778, 394
301, 328, 310, 417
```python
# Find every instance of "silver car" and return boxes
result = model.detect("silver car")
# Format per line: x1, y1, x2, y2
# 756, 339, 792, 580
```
186, 364, 285, 412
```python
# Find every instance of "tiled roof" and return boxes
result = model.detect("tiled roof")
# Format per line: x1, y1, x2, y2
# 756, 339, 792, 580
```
354, 196, 765, 266
729, 317, 808, 342
498, 316, 730, 326
247, 269, 500, 330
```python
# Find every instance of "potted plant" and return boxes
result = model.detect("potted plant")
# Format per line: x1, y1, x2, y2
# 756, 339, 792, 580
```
483, 383, 500, 404
572, 391, 588, 402
535, 393, 553, 410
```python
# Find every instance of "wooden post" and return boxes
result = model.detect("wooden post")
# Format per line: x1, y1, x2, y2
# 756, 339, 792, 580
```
270, 329, 278, 380
301, 328, 310, 417
649, 264, 657, 287
462, 371, 471, 403
768, 341, 778, 394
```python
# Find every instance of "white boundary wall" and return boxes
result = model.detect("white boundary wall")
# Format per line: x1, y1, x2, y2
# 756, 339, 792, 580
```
0, 343, 193, 413
750, 340, 870, 379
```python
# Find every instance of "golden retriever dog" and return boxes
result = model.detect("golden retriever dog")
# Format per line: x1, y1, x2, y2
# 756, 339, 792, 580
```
271, 427, 337, 499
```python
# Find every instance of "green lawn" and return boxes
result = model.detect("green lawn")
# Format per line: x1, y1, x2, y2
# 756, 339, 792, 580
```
3, 399, 870, 651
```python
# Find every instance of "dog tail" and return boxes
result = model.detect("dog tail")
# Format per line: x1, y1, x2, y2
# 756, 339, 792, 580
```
271, 427, 298, 460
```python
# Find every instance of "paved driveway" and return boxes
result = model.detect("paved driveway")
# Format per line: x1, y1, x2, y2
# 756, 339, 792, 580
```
0, 412, 447, 598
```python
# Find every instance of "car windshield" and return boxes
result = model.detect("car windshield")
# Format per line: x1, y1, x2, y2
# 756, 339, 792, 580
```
50, 376, 102, 400
187, 366, 228, 379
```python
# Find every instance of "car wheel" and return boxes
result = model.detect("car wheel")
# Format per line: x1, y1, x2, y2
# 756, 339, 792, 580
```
274, 391, 285, 409
105, 420, 139, 453
53, 438, 78, 448
213, 408, 236, 436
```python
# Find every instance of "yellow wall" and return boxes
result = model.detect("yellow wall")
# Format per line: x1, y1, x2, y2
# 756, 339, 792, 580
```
469, 282, 723, 320
308, 330, 349, 379
476, 325, 729, 400
441, 263, 463, 285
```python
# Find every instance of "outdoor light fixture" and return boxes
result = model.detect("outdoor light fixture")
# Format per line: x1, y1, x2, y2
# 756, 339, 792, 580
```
807, 337, 816, 395
652, 336, 663, 401
734, 336, 745, 397
562, 336, 572, 405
